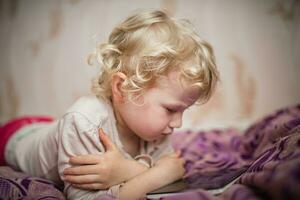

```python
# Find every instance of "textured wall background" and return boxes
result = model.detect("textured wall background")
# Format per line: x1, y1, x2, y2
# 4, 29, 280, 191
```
0, 0, 299, 131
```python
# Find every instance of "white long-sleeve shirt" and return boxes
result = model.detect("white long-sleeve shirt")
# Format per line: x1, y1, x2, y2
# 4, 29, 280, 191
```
5, 95, 174, 200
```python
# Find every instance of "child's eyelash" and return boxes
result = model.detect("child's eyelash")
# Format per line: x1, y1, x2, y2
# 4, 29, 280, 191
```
165, 107, 176, 113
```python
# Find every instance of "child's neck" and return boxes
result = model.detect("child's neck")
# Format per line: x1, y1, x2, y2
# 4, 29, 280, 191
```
118, 126, 140, 158
111, 100, 140, 157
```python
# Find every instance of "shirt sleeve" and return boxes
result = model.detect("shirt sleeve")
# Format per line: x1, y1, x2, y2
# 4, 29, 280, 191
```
57, 112, 123, 200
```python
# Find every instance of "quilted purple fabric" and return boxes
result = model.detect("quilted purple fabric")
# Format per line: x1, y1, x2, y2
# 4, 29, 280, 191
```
0, 166, 65, 200
172, 128, 249, 189
0, 104, 299, 200
171, 104, 300, 200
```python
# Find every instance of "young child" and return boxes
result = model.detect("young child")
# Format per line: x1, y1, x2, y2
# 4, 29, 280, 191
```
0, 10, 219, 200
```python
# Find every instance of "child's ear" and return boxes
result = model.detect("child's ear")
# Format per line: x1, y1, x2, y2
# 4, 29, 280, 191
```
111, 72, 127, 103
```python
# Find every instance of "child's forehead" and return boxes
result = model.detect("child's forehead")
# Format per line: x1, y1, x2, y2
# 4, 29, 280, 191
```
152, 77, 200, 107
155, 68, 194, 88
138, 69, 200, 107
154, 70, 199, 97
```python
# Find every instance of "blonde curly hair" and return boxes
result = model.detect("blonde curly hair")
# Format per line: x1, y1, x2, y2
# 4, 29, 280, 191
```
88, 10, 219, 104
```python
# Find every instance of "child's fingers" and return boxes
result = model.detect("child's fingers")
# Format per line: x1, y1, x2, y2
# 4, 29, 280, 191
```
69, 154, 101, 165
98, 128, 117, 151
64, 174, 103, 184
176, 150, 181, 156
73, 183, 109, 190
172, 150, 181, 157
63, 165, 99, 175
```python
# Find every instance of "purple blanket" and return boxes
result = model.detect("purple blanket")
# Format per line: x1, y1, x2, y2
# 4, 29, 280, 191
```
172, 104, 300, 200
1, 104, 299, 200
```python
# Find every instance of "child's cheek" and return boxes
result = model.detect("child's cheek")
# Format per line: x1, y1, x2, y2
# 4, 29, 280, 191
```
143, 110, 166, 133
153, 112, 170, 132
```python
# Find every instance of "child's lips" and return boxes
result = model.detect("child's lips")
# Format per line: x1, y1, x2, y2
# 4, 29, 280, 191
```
162, 129, 173, 135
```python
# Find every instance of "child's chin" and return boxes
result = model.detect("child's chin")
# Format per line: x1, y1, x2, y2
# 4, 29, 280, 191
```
144, 138, 155, 142
141, 136, 159, 142
147, 136, 167, 142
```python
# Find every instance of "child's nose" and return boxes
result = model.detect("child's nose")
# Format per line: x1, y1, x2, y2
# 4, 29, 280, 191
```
169, 112, 182, 128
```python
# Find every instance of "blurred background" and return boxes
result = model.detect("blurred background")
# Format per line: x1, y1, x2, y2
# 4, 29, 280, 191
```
0, 0, 299, 131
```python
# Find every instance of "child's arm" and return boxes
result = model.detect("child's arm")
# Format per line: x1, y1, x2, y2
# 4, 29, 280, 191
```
58, 113, 148, 200
119, 151, 185, 200
63, 129, 149, 189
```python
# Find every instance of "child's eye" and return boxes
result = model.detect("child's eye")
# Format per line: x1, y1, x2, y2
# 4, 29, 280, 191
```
165, 107, 176, 113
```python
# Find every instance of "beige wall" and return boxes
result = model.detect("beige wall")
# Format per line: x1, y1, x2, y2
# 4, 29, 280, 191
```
1, 0, 299, 131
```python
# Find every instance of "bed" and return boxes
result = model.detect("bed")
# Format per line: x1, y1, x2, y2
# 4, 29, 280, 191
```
1, 104, 299, 200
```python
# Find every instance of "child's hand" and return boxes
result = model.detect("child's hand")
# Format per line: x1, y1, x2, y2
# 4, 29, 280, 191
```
63, 129, 129, 190
118, 152, 186, 200
154, 151, 186, 184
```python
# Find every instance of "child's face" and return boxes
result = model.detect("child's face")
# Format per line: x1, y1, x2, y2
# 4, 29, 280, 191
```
115, 70, 201, 142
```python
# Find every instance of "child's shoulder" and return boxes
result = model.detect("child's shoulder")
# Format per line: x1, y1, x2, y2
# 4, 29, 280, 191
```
63, 95, 112, 126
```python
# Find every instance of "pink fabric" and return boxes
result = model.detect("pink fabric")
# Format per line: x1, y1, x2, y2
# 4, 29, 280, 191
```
0, 116, 53, 165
